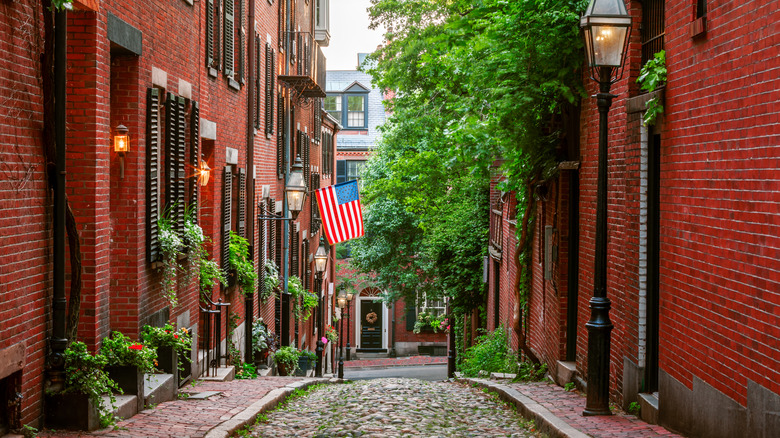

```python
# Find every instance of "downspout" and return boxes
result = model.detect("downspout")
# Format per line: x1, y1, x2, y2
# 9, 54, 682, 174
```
244, 0, 257, 364
50, 6, 68, 390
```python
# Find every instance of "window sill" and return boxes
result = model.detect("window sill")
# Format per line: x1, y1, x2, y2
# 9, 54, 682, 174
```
228, 78, 241, 91
690, 16, 707, 39
208, 67, 218, 78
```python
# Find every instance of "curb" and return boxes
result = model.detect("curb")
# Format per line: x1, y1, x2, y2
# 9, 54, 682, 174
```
204, 377, 337, 438
460, 378, 590, 438
344, 361, 447, 370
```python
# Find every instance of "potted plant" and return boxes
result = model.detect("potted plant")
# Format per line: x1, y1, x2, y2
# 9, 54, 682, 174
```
296, 350, 317, 376
272, 346, 300, 376
288, 276, 318, 321
141, 323, 192, 381
46, 341, 120, 431
251, 320, 277, 368
100, 331, 157, 410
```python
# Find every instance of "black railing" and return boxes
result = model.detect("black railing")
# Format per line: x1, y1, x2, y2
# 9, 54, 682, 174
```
199, 296, 230, 377
282, 31, 326, 97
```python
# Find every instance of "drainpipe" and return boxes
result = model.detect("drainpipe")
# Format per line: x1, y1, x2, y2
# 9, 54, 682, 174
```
244, 0, 257, 364
49, 6, 68, 391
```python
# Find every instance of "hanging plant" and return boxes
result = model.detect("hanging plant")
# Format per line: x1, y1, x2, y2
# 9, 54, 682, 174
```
637, 50, 667, 126
182, 207, 205, 287
158, 208, 183, 308
287, 276, 317, 321
261, 260, 281, 302
229, 231, 257, 295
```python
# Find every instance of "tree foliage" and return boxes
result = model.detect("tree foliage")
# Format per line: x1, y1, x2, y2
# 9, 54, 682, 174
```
350, 0, 587, 324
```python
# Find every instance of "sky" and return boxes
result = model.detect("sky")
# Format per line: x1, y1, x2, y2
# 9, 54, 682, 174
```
320, 0, 386, 71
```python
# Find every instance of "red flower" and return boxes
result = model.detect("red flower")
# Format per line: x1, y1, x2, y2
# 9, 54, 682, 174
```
129, 344, 143, 351
173, 334, 178, 339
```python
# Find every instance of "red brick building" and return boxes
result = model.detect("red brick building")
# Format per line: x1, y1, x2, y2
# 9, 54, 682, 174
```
0, 0, 334, 429
488, 1, 779, 437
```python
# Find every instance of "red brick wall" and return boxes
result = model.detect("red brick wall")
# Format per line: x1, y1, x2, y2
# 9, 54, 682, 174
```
658, 0, 780, 405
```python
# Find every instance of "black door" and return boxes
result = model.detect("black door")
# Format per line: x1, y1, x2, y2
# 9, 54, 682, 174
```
360, 300, 383, 349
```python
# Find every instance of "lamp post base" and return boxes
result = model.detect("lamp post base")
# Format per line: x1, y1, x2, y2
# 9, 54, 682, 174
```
583, 296, 613, 416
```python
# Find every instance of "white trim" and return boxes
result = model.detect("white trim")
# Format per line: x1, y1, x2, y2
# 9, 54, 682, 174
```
638, 123, 649, 367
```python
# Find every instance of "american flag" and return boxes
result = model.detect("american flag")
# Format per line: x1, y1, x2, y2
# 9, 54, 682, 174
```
315, 180, 365, 245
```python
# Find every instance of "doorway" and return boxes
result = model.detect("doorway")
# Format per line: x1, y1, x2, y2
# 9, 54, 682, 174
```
645, 132, 661, 392
359, 299, 384, 350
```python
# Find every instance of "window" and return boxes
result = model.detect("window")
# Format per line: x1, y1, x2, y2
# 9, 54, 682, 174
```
641, 0, 665, 65
205, 0, 244, 87
696, 0, 706, 19
336, 159, 365, 184
323, 95, 341, 121
346, 95, 366, 128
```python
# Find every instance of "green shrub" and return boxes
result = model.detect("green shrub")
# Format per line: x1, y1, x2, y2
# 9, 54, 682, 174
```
458, 326, 518, 377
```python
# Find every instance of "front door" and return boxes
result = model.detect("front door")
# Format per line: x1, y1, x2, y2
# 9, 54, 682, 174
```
360, 300, 383, 349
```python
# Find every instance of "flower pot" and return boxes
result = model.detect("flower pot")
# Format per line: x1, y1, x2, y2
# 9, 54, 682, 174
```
45, 392, 100, 431
106, 365, 144, 413
276, 361, 295, 376
156, 345, 183, 388
295, 357, 313, 376
254, 349, 271, 369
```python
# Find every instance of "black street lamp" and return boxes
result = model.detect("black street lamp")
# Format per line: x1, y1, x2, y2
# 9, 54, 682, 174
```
313, 237, 328, 377
337, 291, 347, 379
346, 290, 353, 361
247, 156, 307, 361
579, 0, 631, 417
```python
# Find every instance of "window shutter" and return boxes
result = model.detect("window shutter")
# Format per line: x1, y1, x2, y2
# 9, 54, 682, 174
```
303, 134, 310, 190
189, 101, 200, 222
146, 88, 161, 263
258, 201, 267, 298
310, 173, 320, 234
277, 96, 284, 179
406, 306, 417, 331
265, 44, 274, 135
237, 0, 245, 84
254, 35, 261, 129
238, 167, 246, 238
321, 132, 328, 176
290, 228, 299, 277
273, 198, 283, 270
314, 100, 321, 144
165, 93, 178, 227
223, 0, 235, 77
336, 160, 346, 184
222, 166, 233, 273
268, 197, 276, 266
206, 0, 215, 68
175, 96, 186, 230
302, 239, 310, 290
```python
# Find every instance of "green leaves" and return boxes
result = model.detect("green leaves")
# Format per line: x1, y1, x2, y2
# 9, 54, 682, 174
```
637, 50, 667, 126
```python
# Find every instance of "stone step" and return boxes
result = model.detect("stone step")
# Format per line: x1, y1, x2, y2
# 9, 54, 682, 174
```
143, 373, 176, 407
199, 365, 235, 381
101, 394, 139, 421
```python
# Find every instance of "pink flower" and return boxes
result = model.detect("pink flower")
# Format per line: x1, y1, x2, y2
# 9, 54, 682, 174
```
447, 325, 451, 331
321, 337, 328, 345
129, 344, 143, 351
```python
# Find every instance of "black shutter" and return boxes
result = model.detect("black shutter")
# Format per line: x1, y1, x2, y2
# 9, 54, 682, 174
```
165, 93, 177, 226
265, 44, 274, 135
302, 133, 310, 189
268, 197, 277, 267
206, 0, 215, 68
290, 228, 299, 277
321, 132, 328, 176
273, 199, 283, 270
302, 239, 310, 290
189, 101, 200, 221
146, 88, 161, 263
310, 173, 320, 234
336, 160, 346, 184
175, 96, 186, 230
224, 0, 235, 77
314, 100, 321, 144
258, 202, 267, 298
254, 35, 261, 129
238, 167, 246, 238
406, 306, 417, 331
222, 166, 233, 273
277, 96, 284, 179
237, 0, 245, 84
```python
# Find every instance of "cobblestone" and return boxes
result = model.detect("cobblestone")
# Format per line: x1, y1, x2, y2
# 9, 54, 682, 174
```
248, 378, 543, 438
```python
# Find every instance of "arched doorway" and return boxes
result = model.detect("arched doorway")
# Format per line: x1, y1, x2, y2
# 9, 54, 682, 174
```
355, 287, 387, 352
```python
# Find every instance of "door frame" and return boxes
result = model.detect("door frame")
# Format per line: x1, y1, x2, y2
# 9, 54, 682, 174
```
356, 289, 388, 350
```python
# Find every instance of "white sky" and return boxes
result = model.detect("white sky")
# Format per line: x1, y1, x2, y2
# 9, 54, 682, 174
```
321, 0, 386, 71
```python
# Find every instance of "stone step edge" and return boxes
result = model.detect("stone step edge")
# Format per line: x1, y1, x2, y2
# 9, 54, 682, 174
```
459, 378, 590, 438
203, 377, 336, 438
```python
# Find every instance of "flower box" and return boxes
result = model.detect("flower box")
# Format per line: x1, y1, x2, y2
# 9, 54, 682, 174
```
45, 392, 100, 431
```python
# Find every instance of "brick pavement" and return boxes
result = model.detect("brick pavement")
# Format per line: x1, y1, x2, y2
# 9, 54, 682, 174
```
39, 377, 306, 438
487, 379, 683, 438
343, 355, 447, 368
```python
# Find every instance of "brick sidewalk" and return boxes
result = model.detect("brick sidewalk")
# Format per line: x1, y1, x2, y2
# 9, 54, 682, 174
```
487, 379, 683, 438
39, 377, 307, 438
343, 355, 447, 368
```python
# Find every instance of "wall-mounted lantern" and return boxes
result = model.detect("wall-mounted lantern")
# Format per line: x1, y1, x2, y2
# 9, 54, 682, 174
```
199, 159, 211, 187
114, 124, 129, 179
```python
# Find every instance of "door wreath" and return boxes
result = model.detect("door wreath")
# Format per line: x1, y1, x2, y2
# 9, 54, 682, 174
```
365, 311, 378, 324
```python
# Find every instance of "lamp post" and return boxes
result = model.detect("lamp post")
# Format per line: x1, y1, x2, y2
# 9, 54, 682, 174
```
337, 291, 347, 379
247, 157, 306, 362
346, 291, 353, 361
313, 237, 328, 377
579, 0, 631, 416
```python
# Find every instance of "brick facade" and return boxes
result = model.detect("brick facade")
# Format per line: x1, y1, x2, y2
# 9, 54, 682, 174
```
0, 0, 334, 428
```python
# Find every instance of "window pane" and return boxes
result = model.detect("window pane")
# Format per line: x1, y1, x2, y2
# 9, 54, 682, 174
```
324, 95, 341, 121
347, 111, 364, 127
347, 95, 364, 111
346, 95, 365, 128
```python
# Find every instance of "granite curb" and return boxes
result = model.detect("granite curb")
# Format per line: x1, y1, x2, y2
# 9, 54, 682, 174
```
344, 361, 448, 371
460, 378, 591, 438
204, 377, 338, 438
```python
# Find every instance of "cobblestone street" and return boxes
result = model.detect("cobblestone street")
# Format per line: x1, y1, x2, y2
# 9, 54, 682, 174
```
248, 378, 542, 438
